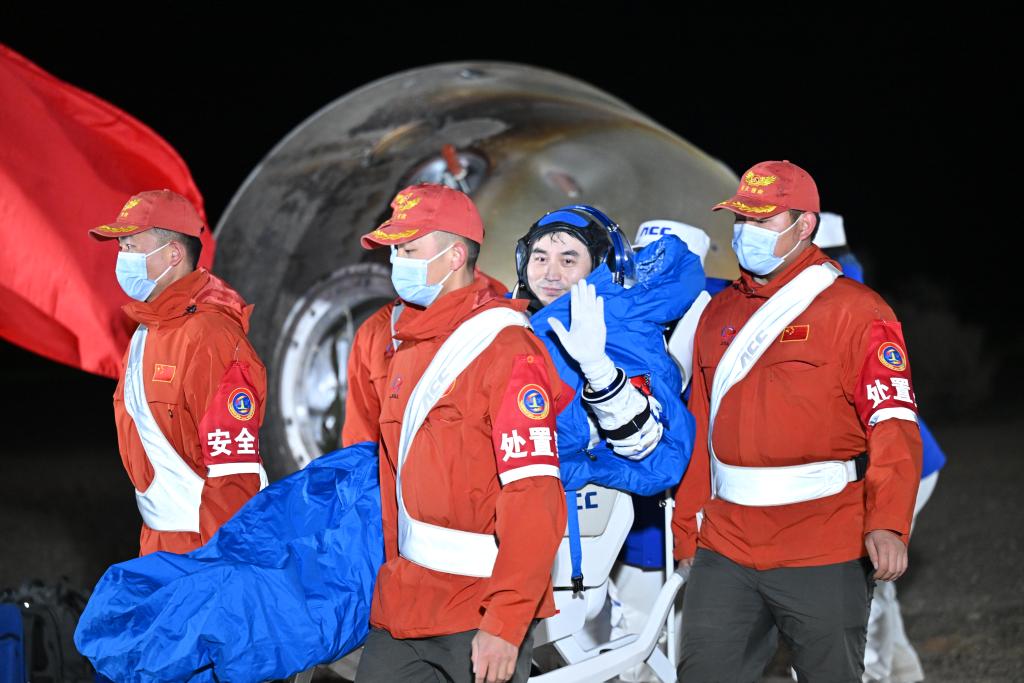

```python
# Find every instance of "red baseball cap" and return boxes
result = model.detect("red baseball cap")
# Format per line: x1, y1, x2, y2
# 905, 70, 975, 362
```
90, 189, 205, 240
712, 160, 820, 218
360, 183, 484, 249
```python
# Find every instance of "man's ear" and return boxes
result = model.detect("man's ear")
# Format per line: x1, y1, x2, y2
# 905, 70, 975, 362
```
169, 240, 185, 267
451, 240, 468, 270
799, 213, 818, 241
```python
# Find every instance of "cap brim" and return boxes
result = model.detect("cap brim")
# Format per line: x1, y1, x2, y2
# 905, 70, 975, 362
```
360, 222, 429, 249
711, 196, 788, 219
88, 222, 152, 241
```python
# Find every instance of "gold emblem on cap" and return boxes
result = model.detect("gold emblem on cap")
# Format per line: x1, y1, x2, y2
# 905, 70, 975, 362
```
719, 200, 777, 214
97, 224, 141, 233
391, 193, 422, 221
738, 172, 778, 196
119, 198, 141, 219
372, 228, 419, 241
744, 172, 777, 187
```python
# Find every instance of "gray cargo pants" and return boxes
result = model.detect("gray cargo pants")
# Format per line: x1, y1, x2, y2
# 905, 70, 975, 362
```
680, 548, 875, 683
355, 622, 537, 683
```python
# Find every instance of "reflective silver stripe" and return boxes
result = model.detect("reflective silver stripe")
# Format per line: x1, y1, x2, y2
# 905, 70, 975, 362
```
123, 326, 205, 532
868, 407, 918, 427
499, 463, 561, 486
397, 307, 530, 578
708, 264, 846, 507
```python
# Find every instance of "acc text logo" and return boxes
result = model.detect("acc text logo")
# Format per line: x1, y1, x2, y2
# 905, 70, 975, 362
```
227, 388, 256, 421
638, 225, 673, 238
877, 342, 907, 372
517, 384, 550, 420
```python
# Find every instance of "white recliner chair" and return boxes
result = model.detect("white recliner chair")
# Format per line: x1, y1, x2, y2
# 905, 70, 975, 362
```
529, 484, 685, 683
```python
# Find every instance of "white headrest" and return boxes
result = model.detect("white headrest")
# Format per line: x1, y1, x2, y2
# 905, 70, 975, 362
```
813, 212, 847, 249
634, 220, 711, 267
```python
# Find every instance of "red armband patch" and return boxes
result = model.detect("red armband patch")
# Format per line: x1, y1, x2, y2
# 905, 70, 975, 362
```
855, 320, 918, 430
200, 361, 263, 471
492, 354, 561, 486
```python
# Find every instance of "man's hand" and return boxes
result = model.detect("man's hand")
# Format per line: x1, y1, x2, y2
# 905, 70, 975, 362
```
471, 630, 518, 683
865, 529, 908, 581
675, 557, 694, 582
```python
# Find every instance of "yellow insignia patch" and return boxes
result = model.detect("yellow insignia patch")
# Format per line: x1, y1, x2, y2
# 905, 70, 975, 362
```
119, 198, 141, 218
97, 224, 140, 233
718, 201, 777, 214
744, 171, 778, 187
373, 228, 419, 241
391, 193, 421, 221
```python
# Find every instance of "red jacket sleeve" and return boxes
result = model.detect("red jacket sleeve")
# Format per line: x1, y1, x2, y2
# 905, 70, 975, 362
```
183, 328, 266, 542
847, 316, 923, 540
672, 325, 712, 561
342, 303, 394, 447
478, 330, 567, 646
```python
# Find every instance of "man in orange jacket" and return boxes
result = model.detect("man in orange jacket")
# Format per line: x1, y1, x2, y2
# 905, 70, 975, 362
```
90, 190, 267, 557
672, 162, 922, 682
351, 184, 568, 683
342, 269, 507, 448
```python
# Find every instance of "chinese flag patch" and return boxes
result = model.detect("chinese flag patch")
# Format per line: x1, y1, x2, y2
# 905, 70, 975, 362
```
152, 363, 176, 382
779, 324, 810, 343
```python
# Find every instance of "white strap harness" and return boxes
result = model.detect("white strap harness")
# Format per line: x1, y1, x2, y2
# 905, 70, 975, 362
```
708, 263, 861, 507
124, 325, 206, 532
124, 325, 267, 532
667, 289, 712, 390
396, 307, 531, 577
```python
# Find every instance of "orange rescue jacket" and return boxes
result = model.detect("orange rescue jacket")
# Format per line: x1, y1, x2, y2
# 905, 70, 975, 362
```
113, 268, 267, 556
370, 279, 569, 647
673, 246, 923, 569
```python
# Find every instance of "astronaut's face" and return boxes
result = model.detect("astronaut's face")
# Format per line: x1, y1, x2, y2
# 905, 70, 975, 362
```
526, 232, 593, 306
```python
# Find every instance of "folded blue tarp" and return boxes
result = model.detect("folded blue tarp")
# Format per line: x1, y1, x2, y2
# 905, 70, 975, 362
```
75, 442, 383, 683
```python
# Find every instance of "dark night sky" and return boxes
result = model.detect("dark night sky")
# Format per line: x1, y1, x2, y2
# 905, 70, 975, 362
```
1, 11, 1012, 416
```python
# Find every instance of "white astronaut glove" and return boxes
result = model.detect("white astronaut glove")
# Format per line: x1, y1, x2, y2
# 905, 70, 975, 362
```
585, 381, 664, 461
548, 278, 617, 390
604, 394, 663, 460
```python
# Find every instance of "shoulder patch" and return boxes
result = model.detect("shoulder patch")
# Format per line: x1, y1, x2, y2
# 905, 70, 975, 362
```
227, 387, 256, 421
877, 342, 907, 372
517, 384, 550, 419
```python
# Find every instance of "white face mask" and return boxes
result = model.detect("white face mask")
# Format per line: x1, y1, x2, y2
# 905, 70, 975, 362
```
115, 241, 172, 301
731, 215, 802, 276
389, 244, 454, 307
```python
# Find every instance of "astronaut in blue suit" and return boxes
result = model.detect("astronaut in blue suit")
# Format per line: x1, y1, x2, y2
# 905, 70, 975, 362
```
518, 208, 705, 681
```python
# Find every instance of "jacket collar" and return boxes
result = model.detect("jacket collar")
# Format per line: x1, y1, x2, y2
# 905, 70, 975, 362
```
123, 268, 252, 330
395, 278, 527, 343
734, 245, 838, 299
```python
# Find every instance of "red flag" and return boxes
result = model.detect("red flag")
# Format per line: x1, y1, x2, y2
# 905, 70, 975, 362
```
0, 44, 215, 379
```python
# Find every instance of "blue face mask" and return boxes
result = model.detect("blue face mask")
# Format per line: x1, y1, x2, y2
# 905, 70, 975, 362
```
115, 241, 172, 301
731, 216, 801, 276
389, 244, 454, 307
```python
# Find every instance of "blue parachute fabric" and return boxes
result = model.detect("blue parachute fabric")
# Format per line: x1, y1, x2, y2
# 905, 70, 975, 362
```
74, 442, 384, 683
837, 250, 946, 478
531, 235, 704, 495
